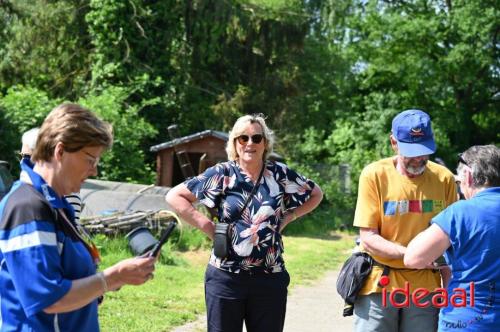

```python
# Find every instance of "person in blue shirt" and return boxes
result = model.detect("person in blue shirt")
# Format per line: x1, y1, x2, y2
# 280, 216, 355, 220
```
405, 144, 500, 332
0, 103, 156, 332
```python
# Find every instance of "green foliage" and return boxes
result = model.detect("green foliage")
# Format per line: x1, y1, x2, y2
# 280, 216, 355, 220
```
78, 86, 157, 183
0, 0, 91, 98
334, 0, 499, 164
182, 0, 309, 135
0, 0, 498, 215
0, 86, 59, 169
91, 233, 129, 261
0, 85, 55, 131
283, 206, 354, 236
85, 0, 185, 148
211, 85, 251, 131
85, 0, 182, 86
0, 84, 157, 183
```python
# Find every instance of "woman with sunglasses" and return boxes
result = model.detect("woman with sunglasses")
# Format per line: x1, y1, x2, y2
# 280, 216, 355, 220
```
0, 103, 156, 331
166, 114, 323, 332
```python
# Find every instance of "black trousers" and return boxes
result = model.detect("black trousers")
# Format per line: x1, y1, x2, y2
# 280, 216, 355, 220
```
205, 264, 290, 332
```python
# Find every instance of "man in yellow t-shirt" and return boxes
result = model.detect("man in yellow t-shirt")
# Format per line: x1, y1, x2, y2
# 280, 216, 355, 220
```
353, 109, 457, 332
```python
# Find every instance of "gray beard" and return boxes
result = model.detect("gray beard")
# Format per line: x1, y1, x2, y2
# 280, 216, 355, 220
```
406, 164, 426, 175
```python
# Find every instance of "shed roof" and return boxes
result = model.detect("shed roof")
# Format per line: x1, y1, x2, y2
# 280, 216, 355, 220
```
150, 129, 284, 161
150, 130, 228, 152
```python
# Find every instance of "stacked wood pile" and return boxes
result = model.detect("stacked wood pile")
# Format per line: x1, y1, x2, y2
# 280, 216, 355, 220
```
80, 210, 178, 235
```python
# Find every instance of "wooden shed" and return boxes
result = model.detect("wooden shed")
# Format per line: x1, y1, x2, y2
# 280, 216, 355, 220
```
150, 129, 283, 187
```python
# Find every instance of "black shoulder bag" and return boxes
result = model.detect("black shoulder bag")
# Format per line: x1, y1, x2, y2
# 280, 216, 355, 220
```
336, 252, 374, 316
213, 164, 265, 259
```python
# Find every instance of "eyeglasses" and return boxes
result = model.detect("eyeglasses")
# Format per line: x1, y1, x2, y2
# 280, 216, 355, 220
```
457, 153, 468, 166
236, 134, 264, 145
82, 150, 100, 168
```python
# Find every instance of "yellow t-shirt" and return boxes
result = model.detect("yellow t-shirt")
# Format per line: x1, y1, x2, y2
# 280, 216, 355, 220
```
353, 157, 457, 295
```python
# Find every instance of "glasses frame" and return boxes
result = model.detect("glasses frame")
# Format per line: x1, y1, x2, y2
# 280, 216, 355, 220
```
236, 134, 264, 145
82, 150, 100, 168
457, 153, 468, 166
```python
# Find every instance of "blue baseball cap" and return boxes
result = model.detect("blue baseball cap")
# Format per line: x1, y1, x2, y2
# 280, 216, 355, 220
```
391, 109, 436, 157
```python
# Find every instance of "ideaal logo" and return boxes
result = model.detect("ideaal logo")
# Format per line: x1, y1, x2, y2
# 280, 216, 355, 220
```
379, 276, 475, 308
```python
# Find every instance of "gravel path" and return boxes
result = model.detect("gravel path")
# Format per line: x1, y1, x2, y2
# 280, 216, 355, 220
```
172, 269, 353, 332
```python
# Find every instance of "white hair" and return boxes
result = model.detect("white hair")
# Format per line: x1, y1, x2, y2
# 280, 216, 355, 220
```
21, 127, 40, 153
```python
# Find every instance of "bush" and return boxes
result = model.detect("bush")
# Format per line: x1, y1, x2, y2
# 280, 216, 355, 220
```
78, 86, 157, 184
0, 86, 58, 171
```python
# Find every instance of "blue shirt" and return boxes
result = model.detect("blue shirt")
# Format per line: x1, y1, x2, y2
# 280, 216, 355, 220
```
432, 187, 500, 332
0, 159, 99, 331
186, 160, 315, 274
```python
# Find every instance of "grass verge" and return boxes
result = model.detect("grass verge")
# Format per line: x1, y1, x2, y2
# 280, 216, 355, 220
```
97, 232, 354, 331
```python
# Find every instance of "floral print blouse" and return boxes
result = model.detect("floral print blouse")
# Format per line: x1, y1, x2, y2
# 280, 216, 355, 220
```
185, 160, 316, 275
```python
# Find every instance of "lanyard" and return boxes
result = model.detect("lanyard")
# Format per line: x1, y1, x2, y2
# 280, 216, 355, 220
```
57, 208, 101, 264
19, 164, 101, 265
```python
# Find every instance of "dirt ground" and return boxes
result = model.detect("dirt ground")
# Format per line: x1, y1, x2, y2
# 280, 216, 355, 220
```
171, 269, 353, 332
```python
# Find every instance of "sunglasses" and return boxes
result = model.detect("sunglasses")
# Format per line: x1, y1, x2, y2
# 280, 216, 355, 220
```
236, 134, 264, 145
457, 153, 468, 166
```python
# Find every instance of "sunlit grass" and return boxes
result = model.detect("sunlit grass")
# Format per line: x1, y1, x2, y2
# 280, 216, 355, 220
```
97, 230, 354, 331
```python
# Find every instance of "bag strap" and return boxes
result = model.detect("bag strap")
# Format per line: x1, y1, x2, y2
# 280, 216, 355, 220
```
373, 258, 429, 287
21, 175, 100, 263
222, 163, 265, 223
56, 208, 101, 264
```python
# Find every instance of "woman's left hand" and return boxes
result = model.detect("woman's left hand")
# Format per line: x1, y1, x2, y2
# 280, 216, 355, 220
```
279, 185, 323, 233
279, 211, 296, 233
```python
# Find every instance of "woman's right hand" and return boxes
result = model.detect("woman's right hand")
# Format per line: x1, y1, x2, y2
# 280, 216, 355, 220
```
103, 256, 156, 291
166, 183, 216, 240
202, 218, 216, 240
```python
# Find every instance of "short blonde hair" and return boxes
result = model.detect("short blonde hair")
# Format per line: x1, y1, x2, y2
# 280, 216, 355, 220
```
32, 103, 113, 162
226, 114, 275, 161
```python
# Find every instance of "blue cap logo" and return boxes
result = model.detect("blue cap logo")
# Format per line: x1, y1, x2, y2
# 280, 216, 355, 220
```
410, 127, 424, 137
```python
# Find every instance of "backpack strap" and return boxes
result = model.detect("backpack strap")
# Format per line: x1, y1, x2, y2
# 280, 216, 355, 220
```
373, 259, 428, 287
